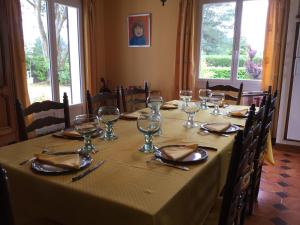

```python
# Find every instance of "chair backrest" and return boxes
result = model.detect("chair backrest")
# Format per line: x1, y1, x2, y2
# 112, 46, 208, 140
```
121, 81, 149, 112
206, 81, 243, 105
255, 91, 277, 159
0, 166, 14, 225
86, 88, 122, 115
16, 93, 70, 141
219, 106, 258, 225
99, 78, 112, 93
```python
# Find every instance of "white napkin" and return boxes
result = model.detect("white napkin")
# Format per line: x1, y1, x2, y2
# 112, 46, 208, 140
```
35, 154, 81, 169
161, 144, 198, 160
204, 122, 231, 132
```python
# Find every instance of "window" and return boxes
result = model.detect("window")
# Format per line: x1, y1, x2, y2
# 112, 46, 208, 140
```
199, 0, 268, 88
21, 0, 83, 104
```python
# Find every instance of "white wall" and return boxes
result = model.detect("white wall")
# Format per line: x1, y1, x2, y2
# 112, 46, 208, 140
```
276, 0, 300, 146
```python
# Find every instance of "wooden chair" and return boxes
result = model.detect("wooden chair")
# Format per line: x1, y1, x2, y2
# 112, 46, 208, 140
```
0, 166, 14, 225
206, 81, 243, 105
99, 78, 112, 93
16, 93, 70, 141
121, 82, 149, 112
86, 88, 122, 115
204, 105, 259, 225
248, 90, 277, 215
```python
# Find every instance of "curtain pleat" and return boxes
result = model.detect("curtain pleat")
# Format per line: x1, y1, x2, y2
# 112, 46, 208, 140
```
83, 0, 97, 95
262, 0, 290, 137
174, 0, 196, 99
7, 0, 30, 107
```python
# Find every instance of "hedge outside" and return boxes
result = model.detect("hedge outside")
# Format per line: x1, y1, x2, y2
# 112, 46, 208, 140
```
202, 55, 262, 67
200, 67, 252, 80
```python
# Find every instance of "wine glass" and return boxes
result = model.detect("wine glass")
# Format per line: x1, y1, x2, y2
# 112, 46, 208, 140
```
179, 90, 193, 109
199, 89, 212, 110
137, 114, 161, 153
183, 101, 200, 128
74, 114, 100, 156
147, 95, 163, 136
210, 92, 225, 115
147, 96, 163, 115
98, 106, 120, 141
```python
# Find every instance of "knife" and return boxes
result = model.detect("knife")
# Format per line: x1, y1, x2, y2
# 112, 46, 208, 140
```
72, 160, 105, 182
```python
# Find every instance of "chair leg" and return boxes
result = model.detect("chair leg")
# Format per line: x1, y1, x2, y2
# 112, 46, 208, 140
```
254, 168, 263, 201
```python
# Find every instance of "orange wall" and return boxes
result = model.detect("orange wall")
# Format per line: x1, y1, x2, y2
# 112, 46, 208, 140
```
94, 0, 106, 91
102, 0, 179, 100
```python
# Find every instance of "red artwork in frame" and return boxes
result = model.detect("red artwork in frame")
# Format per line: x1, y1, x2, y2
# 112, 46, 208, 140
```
128, 13, 151, 47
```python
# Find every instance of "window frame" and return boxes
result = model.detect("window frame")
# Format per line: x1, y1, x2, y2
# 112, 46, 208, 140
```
196, 0, 267, 91
46, 0, 85, 106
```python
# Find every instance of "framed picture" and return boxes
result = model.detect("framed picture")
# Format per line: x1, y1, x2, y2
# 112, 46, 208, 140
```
128, 13, 151, 48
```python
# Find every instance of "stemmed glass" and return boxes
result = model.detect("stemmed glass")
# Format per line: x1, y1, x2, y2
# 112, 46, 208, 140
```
199, 89, 212, 110
74, 114, 100, 156
98, 106, 120, 141
179, 90, 193, 109
147, 96, 163, 115
183, 101, 200, 128
147, 96, 163, 136
210, 92, 225, 115
137, 114, 161, 153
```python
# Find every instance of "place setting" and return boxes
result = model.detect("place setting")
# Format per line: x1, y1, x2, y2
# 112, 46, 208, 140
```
225, 108, 249, 118
52, 114, 103, 140
199, 122, 240, 137
19, 114, 105, 181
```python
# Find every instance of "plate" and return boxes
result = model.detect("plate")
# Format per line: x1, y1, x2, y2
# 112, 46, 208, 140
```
52, 129, 102, 140
31, 155, 92, 175
201, 123, 240, 134
228, 113, 248, 118
228, 110, 249, 118
207, 102, 229, 108
154, 145, 208, 165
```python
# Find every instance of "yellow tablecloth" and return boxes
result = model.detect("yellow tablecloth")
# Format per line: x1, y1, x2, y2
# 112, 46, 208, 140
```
0, 103, 268, 225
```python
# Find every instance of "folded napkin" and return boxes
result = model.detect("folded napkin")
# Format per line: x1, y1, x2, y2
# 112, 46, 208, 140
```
119, 112, 140, 120
229, 109, 248, 117
62, 130, 81, 138
204, 122, 231, 132
161, 104, 178, 110
35, 154, 81, 169
161, 144, 198, 160
207, 102, 227, 108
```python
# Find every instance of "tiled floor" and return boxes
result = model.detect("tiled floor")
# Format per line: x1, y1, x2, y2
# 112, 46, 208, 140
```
245, 148, 300, 225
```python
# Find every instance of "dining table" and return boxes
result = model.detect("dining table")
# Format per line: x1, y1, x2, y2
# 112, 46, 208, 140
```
0, 101, 271, 225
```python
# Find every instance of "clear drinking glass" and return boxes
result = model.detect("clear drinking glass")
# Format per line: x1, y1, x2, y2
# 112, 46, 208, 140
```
147, 95, 163, 136
199, 89, 212, 110
137, 114, 161, 153
74, 114, 100, 156
183, 101, 200, 128
147, 96, 163, 115
179, 90, 193, 109
210, 92, 225, 115
98, 106, 120, 141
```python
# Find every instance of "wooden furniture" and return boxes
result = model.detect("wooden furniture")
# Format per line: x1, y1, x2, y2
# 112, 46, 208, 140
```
16, 93, 70, 141
0, 1, 19, 146
86, 88, 122, 114
248, 91, 278, 215
218, 107, 258, 225
241, 91, 268, 106
99, 78, 112, 93
121, 82, 149, 112
0, 103, 252, 225
206, 81, 243, 105
0, 165, 14, 225
204, 105, 264, 225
